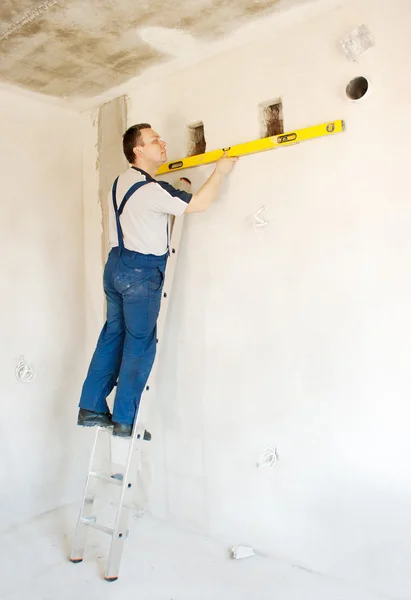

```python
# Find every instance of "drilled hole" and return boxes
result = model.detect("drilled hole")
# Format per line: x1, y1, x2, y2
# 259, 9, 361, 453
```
260, 100, 284, 137
346, 76, 369, 100
187, 122, 206, 156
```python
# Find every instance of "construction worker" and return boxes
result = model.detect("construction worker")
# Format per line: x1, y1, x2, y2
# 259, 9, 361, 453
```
77, 123, 238, 437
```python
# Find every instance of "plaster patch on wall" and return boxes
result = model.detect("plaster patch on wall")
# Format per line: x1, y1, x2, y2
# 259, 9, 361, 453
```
340, 24, 374, 61
97, 96, 128, 264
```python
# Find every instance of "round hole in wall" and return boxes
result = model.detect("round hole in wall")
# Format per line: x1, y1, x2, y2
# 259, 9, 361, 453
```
346, 76, 369, 100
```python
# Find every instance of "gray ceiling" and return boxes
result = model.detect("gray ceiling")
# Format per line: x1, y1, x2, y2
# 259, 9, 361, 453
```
0, 0, 303, 99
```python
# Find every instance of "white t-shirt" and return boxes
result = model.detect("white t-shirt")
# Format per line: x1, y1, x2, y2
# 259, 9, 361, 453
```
108, 166, 192, 256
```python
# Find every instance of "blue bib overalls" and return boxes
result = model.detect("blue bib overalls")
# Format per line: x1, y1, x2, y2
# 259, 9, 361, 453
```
78, 178, 168, 425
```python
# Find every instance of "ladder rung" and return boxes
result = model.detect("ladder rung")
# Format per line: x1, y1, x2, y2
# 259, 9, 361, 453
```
81, 518, 113, 536
90, 471, 123, 485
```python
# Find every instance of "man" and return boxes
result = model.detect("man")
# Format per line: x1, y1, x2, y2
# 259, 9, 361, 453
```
77, 123, 238, 437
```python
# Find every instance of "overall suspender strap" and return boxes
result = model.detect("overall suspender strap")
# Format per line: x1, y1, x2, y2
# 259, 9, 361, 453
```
111, 177, 123, 251
111, 179, 151, 252
118, 181, 150, 215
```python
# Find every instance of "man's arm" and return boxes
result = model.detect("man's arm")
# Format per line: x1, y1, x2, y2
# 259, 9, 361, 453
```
185, 153, 239, 213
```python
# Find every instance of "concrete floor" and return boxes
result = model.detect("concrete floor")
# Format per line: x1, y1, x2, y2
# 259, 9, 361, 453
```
0, 505, 392, 600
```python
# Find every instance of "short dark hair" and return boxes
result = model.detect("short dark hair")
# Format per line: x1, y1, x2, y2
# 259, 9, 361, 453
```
122, 123, 151, 164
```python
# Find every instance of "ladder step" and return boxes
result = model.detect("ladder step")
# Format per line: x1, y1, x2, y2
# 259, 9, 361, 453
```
96, 427, 151, 441
81, 518, 114, 536
90, 471, 123, 485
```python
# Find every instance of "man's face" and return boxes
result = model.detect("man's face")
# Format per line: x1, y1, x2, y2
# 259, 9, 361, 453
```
134, 128, 167, 166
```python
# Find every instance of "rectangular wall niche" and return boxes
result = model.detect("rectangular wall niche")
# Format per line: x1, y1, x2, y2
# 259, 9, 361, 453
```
260, 100, 284, 137
187, 121, 206, 156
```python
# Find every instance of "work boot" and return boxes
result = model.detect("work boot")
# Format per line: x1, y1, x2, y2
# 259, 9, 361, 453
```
77, 408, 113, 428
112, 423, 151, 440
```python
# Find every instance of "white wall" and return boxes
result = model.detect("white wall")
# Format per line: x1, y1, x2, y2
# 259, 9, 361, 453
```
83, 0, 411, 596
0, 89, 90, 528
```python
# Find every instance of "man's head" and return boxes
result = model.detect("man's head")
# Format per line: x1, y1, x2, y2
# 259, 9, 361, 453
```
122, 124, 167, 172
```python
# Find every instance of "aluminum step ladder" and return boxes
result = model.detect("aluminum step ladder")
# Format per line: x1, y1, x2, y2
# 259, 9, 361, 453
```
69, 182, 188, 581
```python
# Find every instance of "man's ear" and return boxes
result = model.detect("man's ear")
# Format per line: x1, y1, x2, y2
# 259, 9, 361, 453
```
133, 146, 142, 158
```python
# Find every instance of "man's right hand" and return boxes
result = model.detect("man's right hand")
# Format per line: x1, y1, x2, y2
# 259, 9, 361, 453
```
214, 151, 239, 175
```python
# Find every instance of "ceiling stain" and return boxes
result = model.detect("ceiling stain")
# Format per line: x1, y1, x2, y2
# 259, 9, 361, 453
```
0, 0, 303, 98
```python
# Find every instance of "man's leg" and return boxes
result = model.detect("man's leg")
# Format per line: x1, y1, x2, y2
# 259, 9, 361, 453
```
111, 266, 163, 433
78, 253, 125, 424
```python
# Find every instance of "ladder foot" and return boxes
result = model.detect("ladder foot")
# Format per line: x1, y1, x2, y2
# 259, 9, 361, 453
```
104, 576, 118, 582
69, 558, 83, 564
